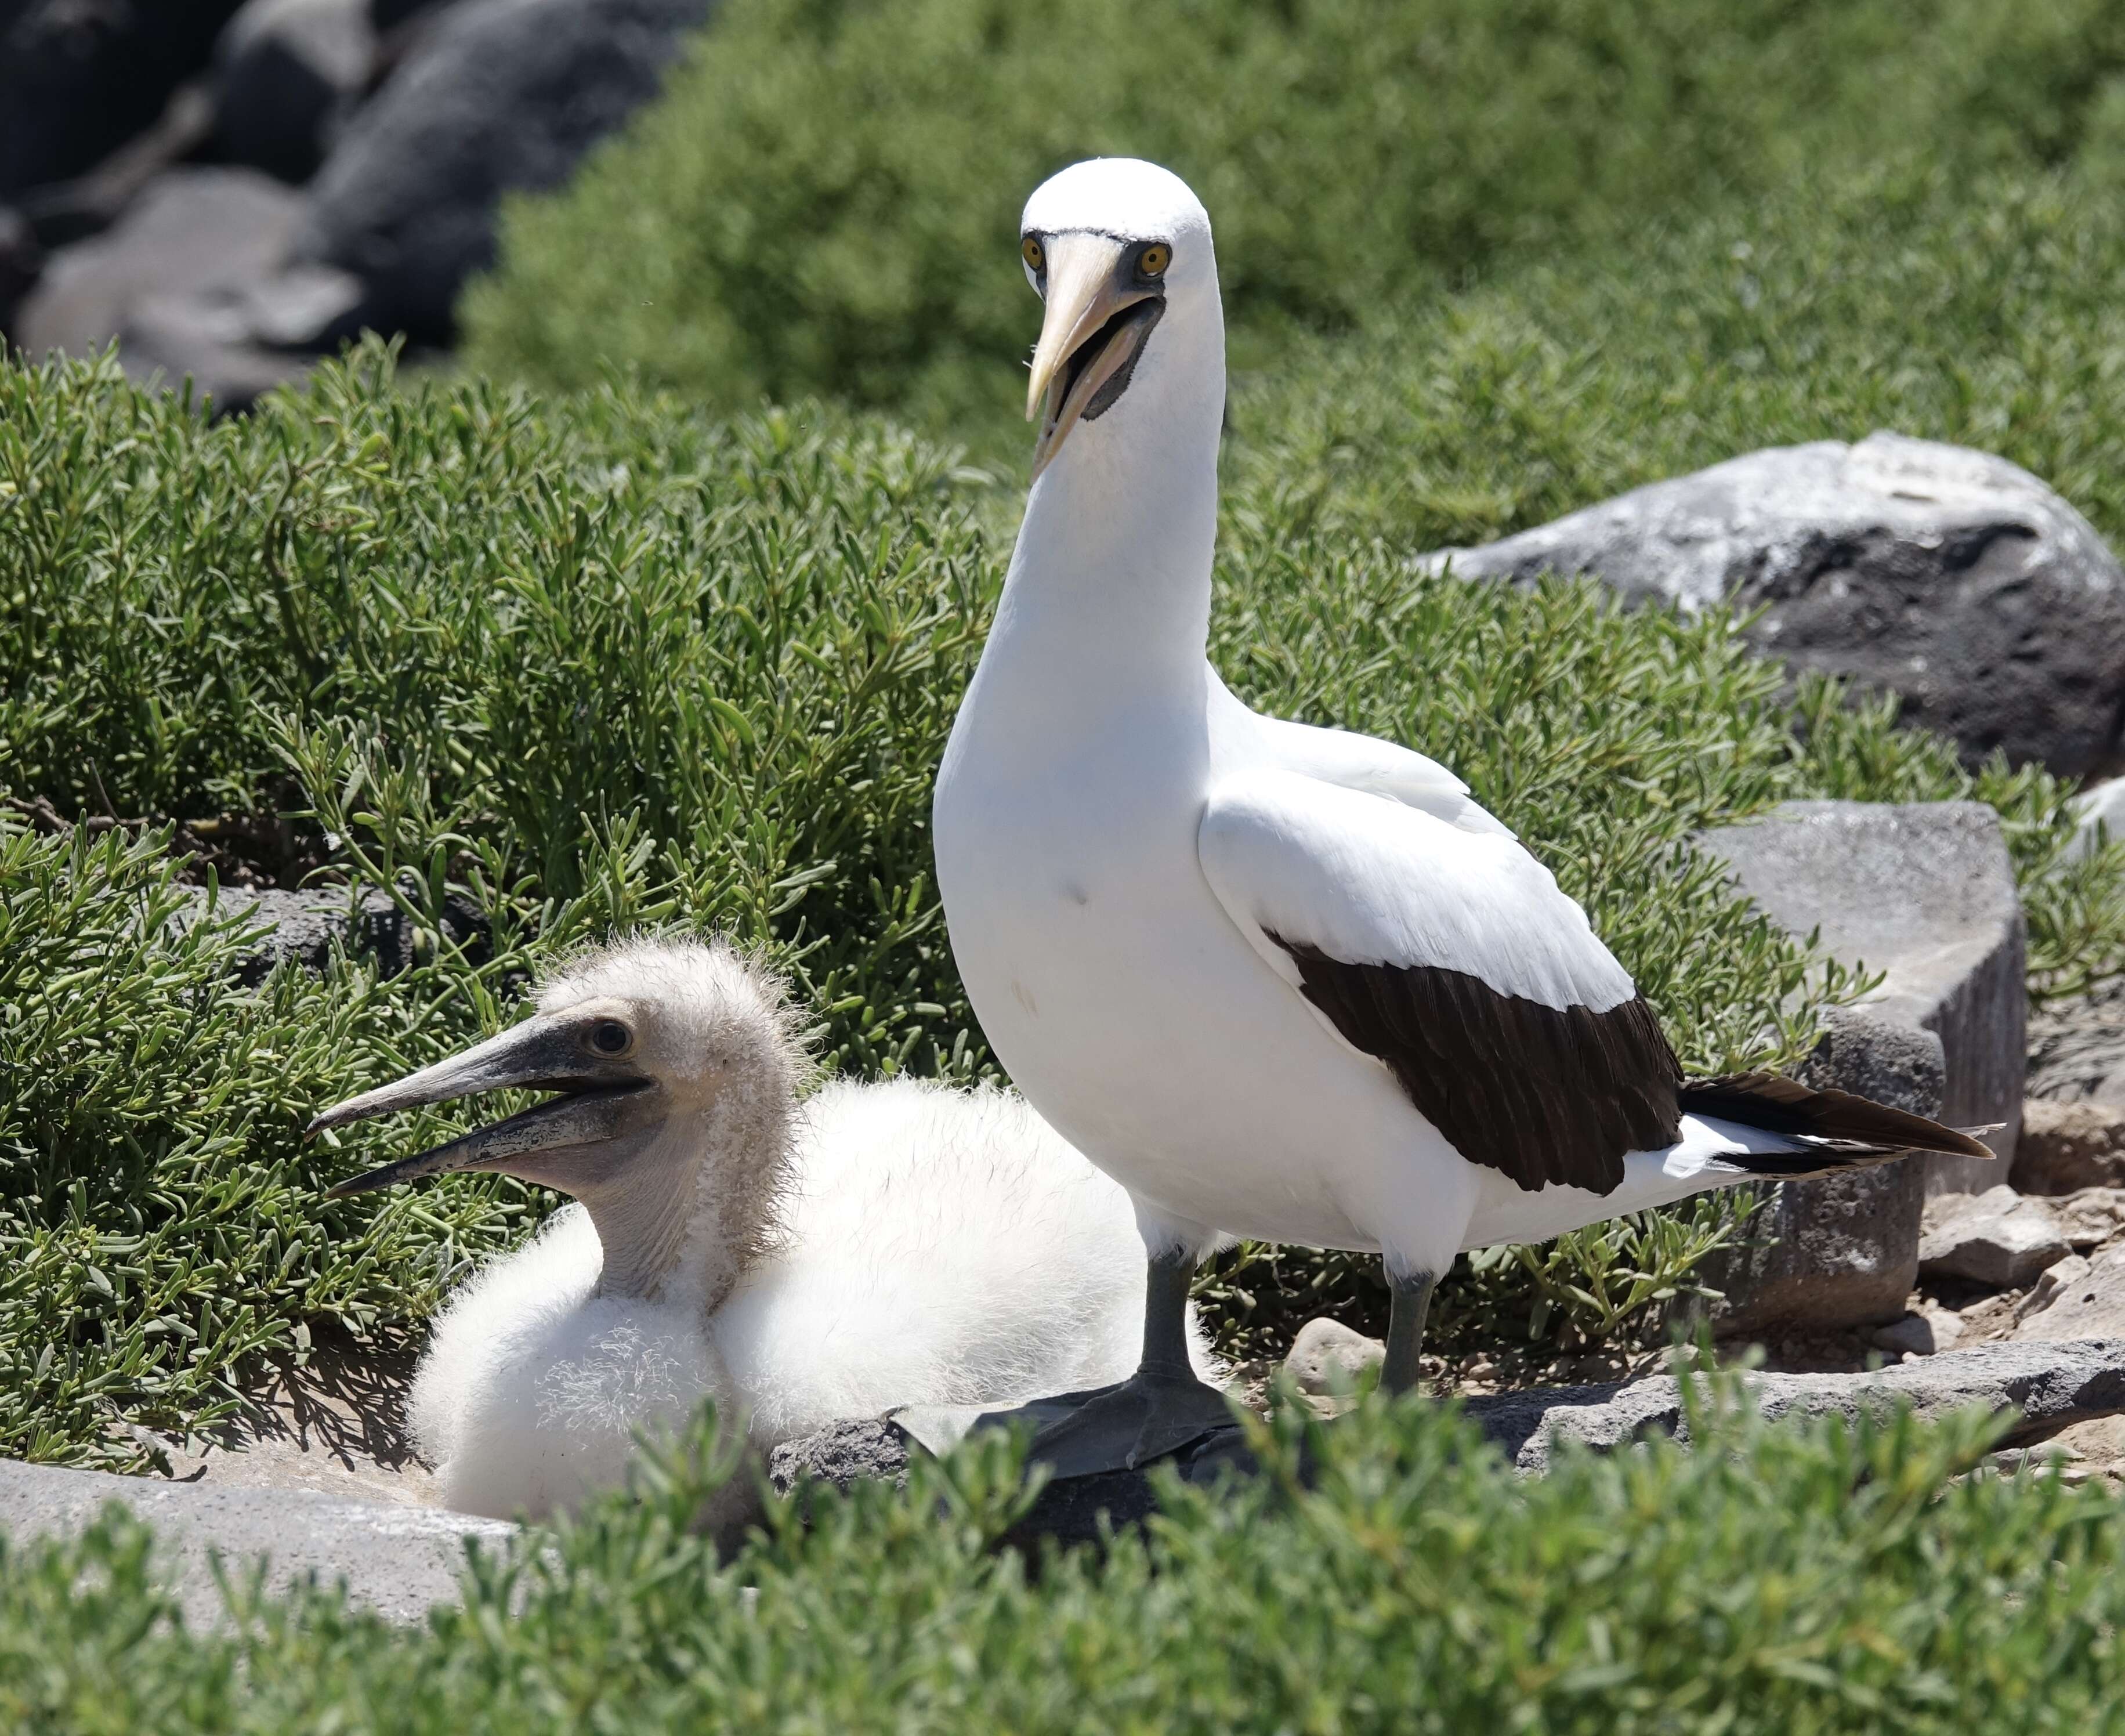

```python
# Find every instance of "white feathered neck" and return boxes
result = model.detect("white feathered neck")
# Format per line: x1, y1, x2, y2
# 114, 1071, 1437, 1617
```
991, 159, 1227, 710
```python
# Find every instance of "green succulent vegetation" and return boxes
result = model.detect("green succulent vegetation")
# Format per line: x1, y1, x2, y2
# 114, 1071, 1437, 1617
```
3, 346, 2120, 1467
463, 0, 2125, 441
9, 1390, 2125, 1731
1223, 167, 2125, 559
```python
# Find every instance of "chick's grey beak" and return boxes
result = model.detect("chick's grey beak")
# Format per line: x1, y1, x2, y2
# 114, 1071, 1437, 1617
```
312, 1015, 653, 1199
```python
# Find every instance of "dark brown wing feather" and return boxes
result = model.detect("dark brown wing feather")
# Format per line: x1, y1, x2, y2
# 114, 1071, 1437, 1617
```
1268, 934, 1683, 1196
1678, 1071, 1996, 1160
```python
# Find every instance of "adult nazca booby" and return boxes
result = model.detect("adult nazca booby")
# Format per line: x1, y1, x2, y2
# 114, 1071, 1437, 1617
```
310, 935, 1214, 1524
931, 158, 1990, 1477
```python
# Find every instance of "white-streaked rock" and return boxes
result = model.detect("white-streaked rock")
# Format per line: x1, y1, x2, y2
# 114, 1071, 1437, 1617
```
1420, 433, 2125, 777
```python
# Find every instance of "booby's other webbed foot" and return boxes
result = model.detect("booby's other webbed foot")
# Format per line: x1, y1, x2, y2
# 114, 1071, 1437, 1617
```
975, 1368, 1240, 1481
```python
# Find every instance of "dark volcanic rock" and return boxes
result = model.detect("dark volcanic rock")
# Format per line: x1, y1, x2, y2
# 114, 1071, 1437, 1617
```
1421, 433, 2125, 777
292, 0, 715, 343
215, 0, 378, 183
175, 885, 489, 982
0, 204, 39, 337
16, 168, 302, 361
0, 0, 245, 199
768, 1420, 1256, 1553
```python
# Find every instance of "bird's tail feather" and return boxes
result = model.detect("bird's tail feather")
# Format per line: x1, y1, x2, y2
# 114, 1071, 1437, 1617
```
1679, 1070, 1997, 1180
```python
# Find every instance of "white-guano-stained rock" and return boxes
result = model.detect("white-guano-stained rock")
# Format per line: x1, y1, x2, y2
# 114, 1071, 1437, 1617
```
1419, 432, 2125, 777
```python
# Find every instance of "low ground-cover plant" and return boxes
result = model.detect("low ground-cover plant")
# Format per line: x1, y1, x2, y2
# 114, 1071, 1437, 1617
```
3, 348, 2119, 1458
463, 0, 2125, 433
5, 1384, 2124, 1731
1224, 167, 2125, 560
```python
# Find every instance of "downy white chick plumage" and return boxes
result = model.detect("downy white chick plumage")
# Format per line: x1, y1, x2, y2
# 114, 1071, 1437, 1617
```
312, 936, 1215, 1526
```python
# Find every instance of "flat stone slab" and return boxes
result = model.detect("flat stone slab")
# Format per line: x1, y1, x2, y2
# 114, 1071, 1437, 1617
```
770, 1340, 2125, 1529
0, 1458, 512, 1629
1469, 1339, 2125, 1473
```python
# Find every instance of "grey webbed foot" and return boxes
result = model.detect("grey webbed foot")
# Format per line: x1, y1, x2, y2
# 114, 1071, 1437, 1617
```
977, 1366, 1239, 1480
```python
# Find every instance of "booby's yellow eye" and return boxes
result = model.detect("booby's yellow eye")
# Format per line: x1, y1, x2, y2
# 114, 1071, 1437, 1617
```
1022, 236, 1044, 271
1138, 243, 1171, 278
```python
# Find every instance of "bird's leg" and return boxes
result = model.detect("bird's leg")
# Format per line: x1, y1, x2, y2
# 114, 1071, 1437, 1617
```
1135, 1245, 1200, 1382
1021, 1248, 1236, 1478
927, 1249, 1235, 1481
1380, 1265, 1436, 1396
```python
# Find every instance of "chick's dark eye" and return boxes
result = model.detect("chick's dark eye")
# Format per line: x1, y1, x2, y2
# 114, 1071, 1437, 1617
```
589, 1019, 632, 1057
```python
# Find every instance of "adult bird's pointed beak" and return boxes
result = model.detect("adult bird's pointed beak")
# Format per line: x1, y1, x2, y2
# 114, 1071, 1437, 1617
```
1025, 233, 1163, 479
310, 1014, 654, 1199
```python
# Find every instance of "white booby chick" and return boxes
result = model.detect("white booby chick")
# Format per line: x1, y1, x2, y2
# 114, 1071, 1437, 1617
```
931, 158, 1990, 1476
310, 936, 1212, 1524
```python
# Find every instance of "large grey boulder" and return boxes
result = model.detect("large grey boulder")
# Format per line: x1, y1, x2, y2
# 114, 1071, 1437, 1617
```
292, 0, 715, 344
0, 1457, 511, 1629
1421, 433, 2125, 777
16, 167, 302, 360
1699, 801, 2025, 1197
0, 204, 38, 338
215, 0, 378, 184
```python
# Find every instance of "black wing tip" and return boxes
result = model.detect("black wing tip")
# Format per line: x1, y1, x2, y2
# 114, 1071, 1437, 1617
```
1679, 1070, 1998, 1162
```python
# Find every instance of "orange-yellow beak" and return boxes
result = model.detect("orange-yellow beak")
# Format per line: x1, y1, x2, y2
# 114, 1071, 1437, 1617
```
1025, 233, 1164, 479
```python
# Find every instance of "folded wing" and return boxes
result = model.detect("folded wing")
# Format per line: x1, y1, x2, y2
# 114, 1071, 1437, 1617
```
1197, 767, 1681, 1195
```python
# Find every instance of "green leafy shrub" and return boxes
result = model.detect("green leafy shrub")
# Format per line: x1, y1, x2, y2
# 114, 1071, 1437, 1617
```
3, 348, 2119, 1456
6, 1389, 2125, 1731
0, 822, 540, 1470
462, 0, 2125, 435
1224, 167, 2125, 559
